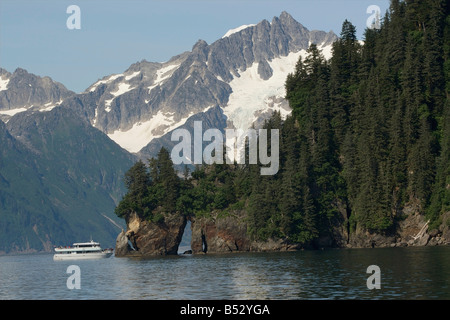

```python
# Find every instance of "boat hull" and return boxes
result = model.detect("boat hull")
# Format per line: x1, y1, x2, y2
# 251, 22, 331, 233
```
53, 251, 113, 261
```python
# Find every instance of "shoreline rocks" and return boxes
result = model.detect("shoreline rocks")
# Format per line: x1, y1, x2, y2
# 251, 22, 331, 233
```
115, 211, 186, 257
115, 210, 450, 257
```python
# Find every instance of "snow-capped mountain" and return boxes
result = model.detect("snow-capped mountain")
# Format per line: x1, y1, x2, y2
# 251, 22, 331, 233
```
0, 12, 337, 158
60, 11, 337, 157
0, 68, 74, 122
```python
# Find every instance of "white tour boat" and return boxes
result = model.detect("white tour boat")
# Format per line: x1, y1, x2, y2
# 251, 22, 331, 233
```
53, 240, 113, 260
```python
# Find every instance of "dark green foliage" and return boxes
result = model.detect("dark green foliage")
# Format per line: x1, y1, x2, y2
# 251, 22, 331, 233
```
116, 0, 449, 245
115, 147, 180, 221
284, 0, 449, 233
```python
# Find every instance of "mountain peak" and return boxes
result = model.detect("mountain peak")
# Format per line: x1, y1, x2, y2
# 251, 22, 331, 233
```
192, 39, 209, 60
272, 11, 306, 30
192, 39, 208, 51
0, 68, 11, 78
279, 11, 294, 23
13, 67, 30, 76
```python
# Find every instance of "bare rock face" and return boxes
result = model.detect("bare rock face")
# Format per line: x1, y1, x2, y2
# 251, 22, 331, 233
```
116, 210, 304, 257
440, 212, 450, 243
190, 213, 251, 254
115, 230, 130, 257
348, 228, 396, 248
115, 207, 450, 257
347, 202, 450, 248
190, 211, 302, 254
115, 212, 187, 257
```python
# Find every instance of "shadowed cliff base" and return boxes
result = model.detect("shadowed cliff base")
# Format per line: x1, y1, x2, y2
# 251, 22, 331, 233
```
115, 209, 450, 257
115, 211, 303, 257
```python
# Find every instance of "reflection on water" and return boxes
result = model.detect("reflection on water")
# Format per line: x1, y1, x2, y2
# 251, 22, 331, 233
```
231, 254, 303, 299
0, 246, 449, 299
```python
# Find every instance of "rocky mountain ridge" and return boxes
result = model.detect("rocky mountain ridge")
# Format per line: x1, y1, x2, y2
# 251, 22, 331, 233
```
0, 68, 74, 123
1, 12, 337, 160
60, 11, 337, 158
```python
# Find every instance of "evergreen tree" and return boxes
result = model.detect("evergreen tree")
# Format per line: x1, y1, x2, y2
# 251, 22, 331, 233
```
115, 160, 150, 218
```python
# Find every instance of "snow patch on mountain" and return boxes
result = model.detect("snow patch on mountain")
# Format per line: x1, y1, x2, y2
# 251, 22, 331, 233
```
108, 108, 197, 153
223, 43, 333, 131
320, 43, 333, 60
112, 82, 134, 96
223, 49, 306, 130
87, 74, 123, 92
148, 63, 180, 93
222, 24, 256, 38
125, 71, 140, 81
0, 107, 27, 116
0, 76, 10, 91
105, 82, 135, 107
39, 99, 63, 112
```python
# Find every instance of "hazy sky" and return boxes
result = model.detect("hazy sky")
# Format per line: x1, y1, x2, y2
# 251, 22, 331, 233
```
0, 0, 390, 93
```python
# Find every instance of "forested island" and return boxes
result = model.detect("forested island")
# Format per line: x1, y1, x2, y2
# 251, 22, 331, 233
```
114, 0, 450, 256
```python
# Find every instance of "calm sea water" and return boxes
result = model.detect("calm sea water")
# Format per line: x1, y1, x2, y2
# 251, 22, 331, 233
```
0, 246, 449, 300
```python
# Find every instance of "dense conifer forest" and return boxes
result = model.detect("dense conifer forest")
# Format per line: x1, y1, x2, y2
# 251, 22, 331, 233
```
116, 0, 450, 246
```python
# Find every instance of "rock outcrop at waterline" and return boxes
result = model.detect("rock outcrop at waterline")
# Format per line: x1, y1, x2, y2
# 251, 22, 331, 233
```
115, 210, 303, 257
347, 206, 450, 249
115, 212, 186, 256
115, 209, 450, 257
190, 212, 303, 253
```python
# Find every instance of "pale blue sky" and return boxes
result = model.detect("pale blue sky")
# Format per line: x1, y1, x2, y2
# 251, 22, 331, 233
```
0, 0, 390, 93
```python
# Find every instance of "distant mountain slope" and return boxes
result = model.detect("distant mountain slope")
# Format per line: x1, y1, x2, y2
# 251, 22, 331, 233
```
0, 107, 135, 254
0, 119, 62, 253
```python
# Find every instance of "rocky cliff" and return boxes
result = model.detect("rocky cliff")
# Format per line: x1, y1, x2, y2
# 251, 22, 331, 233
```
115, 211, 187, 256
347, 208, 450, 249
115, 207, 450, 257
115, 210, 304, 257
